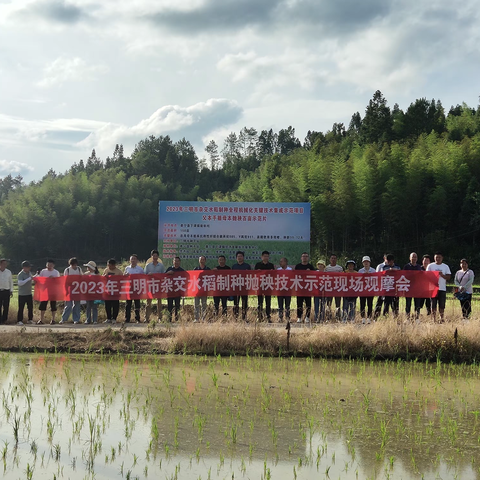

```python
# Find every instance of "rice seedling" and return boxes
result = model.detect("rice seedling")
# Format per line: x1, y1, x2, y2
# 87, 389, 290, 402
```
0, 347, 479, 478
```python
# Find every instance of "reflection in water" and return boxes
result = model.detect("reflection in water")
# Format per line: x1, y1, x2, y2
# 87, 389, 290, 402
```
0, 354, 478, 479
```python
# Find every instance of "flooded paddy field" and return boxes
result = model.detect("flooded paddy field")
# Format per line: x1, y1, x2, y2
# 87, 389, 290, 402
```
1, 353, 479, 479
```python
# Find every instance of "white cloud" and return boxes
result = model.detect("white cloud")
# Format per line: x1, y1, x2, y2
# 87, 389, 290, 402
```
37, 56, 109, 87
0, 160, 34, 176
216, 31, 430, 100
0, 113, 107, 147
217, 50, 328, 98
79, 98, 243, 151
1, 0, 480, 182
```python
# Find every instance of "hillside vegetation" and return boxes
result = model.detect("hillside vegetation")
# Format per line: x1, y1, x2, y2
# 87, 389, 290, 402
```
1, 91, 480, 267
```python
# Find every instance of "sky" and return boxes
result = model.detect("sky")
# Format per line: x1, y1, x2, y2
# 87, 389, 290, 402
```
0, 0, 479, 182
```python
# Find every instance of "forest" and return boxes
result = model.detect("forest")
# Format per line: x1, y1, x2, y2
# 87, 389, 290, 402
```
1, 91, 480, 269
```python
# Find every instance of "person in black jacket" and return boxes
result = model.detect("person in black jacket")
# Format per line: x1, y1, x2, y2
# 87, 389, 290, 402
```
213, 255, 231, 317
295, 252, 315, 323
232, 251, 251, 321
255, 250, 275, 322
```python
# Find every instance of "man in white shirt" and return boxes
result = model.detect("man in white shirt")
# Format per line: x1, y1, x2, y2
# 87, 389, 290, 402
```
426, 252, 451, 322
374, 254, 388, 318
36, 260, 61, 325
144, 249, 165, 323
0, 258, 14, 324
124, 254, 145, 323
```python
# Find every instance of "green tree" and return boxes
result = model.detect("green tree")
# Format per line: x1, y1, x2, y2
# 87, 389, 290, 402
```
361, 90, 393, 144
205, 140, 220, 170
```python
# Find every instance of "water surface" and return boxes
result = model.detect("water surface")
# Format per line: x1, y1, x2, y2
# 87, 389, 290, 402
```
0, 353, 479, 479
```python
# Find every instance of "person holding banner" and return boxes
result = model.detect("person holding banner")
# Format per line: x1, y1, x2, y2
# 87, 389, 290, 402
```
314, 260, 326, 323
378, 254, 401, 316
343, 260, 358, 322
295, 252, 315, 323
83, 261, 100, 324
325, 254, 343, 320
36, 260, 60, 325
277, 257, 292, 322
374, 254, 388, 318
193, 256, 210, 322
60, 257, 83, 325
403, 252, 422, 319
232, 251, 251, 321
358, 256, 375, 321
426, 252, 451, 322
255, 251, 275, 323
166, 256, 185, 321
417, 254, 432, 318
124, 254, 144, 323
144, 250, 165, 322
213, 255, 230, 317
103, 259, 123, 323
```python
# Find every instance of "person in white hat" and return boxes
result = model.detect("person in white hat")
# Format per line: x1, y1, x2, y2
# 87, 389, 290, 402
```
83, 261, 100, 324
358, 256, 375, 321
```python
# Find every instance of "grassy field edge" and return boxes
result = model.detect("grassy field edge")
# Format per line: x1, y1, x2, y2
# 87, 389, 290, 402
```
1, 320, 479, 363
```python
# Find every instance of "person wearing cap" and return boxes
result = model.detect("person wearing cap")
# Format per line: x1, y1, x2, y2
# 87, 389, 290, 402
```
17, 261, 34, 325
36, 260, 60, 325
358, 256, 375, 321
325, 254, 343, 320
343, 260, 357, 322
124, 254, 144, 323
314, 260, 326, 323
60, 257, 83, 325
0, 258, 14, 324
403, 252, 422, 320
83, 261, 100, 324
103, 259, 123, 323
144, 250, 165, 323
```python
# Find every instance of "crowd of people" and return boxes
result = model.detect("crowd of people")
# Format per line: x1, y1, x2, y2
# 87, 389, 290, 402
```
0, 250, 474, 326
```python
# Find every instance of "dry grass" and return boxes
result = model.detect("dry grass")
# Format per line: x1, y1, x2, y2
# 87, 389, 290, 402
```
2, 302, 479, 362
0, 327, 176, 354
170, 315, 480, 362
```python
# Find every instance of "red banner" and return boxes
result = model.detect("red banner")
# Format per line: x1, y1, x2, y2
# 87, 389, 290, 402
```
32, 271, 439, 302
